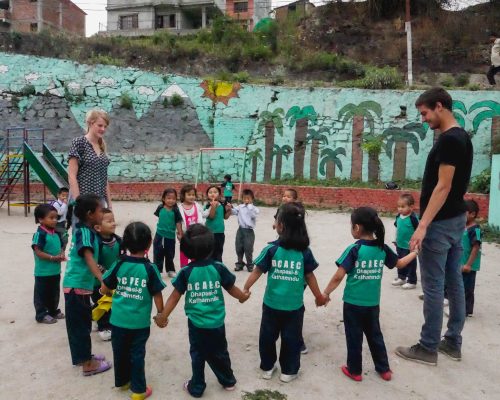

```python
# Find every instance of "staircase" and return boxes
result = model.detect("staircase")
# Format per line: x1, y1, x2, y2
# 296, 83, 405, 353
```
0, 131, 25, 208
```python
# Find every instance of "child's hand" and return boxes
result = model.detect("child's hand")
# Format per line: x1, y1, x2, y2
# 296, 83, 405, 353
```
240, 290, 251, 303
154, 314, 168, 328
210, 200, 218, 208
224, 203, 232, 213
59, 253, 67, 262
177, 232, 183, 241
462, 264, 472, 273
316, 293, 330, 307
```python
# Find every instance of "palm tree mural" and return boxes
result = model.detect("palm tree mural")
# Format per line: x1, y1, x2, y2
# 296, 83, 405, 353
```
257, 108, 284, 181
382, 122, 427, 181
453, 100, 467, 129
272, 144, 293, 180
338, 101, 382, 180
246, 149, 263, 182
468, 100, 500, 154
306, 126, 329, 180
285, 106, 318, 179
319, 147, 346, 179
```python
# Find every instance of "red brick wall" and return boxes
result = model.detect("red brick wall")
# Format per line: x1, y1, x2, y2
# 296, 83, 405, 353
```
61, 0, 85, 36
10, 0, 37, 33
12, 182, 490, 219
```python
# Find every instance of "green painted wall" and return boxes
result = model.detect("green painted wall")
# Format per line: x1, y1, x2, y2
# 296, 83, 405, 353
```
489, 155, 500, 227
0, 52, 498, 184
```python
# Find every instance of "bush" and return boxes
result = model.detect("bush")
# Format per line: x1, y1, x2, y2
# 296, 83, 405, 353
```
234, 71, 250, 83
243, 44, 273, 61
298, 51, 339, 71
162, 97, 169, 108
455, 73, 470, 87
89, 54, 125, 66
345, 66, 403, 89
469, 168, 490, 194
20, 84, 36, 96
170, 93, 184, 107
466, 83, 480, 91
440, 75, 455, 88
119, 92, 133, 110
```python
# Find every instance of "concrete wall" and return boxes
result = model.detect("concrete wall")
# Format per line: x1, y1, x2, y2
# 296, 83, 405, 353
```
0, 52, 498, 185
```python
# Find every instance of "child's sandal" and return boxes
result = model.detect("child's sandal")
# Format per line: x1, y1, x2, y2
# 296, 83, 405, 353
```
82, 359, 112, 376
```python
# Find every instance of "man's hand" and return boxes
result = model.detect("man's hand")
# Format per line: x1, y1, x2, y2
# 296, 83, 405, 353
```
462, 264, 472, 273
410, 225, 427, 252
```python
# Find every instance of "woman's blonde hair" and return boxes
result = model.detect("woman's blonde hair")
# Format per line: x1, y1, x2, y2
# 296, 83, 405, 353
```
85, 109, 110, 153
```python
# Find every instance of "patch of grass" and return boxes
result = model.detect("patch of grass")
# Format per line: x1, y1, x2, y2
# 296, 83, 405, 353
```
466, 83, 481, 91
88, 54, 125, 67
440, 75, 455, 88
242, 389, 287, 400
119, 92, 133, 110
20, 84, 36, 96
339, 66, 403, 89
267, 177, 422, 190
455, 73, 470, 87
170, 93, 184, 107
482, 224, 500, 244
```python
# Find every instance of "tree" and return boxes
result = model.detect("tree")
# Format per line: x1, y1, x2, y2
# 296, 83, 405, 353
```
338, 101, 382, 180
306, 126, 329, 180
468, 100, 500, 154
382, 122, 427, 181
319, 147, 346, 179
246, 149, 263, 182
285, 105, 317, 179
272, 144, 293, 180
257, 108, 284, 182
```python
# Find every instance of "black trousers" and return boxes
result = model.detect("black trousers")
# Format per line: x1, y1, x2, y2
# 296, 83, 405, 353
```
55, 221, 68, 250
187, 319, 236, 398
91, 287, 111, 331
463, 271, 477, 315
235, 227, 255, 266
64, 291, 92, 365
397, 247, 418, 284
111, 325, 150, 394
212, 233, 225, 262
153, 234, 176, 273
343, 302, 390, 375
487, 65, 500, 85
259, 303, 304, 375
34, 275, 61, 321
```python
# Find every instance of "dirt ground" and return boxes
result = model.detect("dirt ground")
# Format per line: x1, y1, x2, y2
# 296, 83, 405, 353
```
1, 202, 499, 400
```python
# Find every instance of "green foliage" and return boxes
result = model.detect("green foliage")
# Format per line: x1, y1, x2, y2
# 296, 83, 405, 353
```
440, 75, 455, 88
455, 73, 470, 87
63, 86, 84, 103
10, 95, 20, 110
170, 93, 184, 107
466, 83, 480, 91
361, 134, 384, 155
234, 71, 250, 83
482, 224, 500, 244
151, 31, 177, 47
268, 177, 423, 189
469, 168, 490, 194
89, 54, 125, 67
119, 92, 133, 110
242, 390, 287, 400
10, 31, 22, 50
162, 97, 169, 108
20, 84, 36, 96
359, 66, 403, 89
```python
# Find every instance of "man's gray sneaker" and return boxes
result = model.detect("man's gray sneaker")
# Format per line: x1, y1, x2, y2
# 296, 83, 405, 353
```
395, 343, 438, 366
438, 338, 461, 361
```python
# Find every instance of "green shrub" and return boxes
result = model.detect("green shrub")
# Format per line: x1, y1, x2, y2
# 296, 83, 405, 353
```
119, 92, 133, 110
440, 75, 455, 88
455, 73, 470, 87
243, 44, 273, 61
162, 97, 169, 108
224, 46, 242, 72
170, 93, 184, 107
482, 224, 500, 244
469, 168, 490, 194
89, 54, 125, 66
466, 83, 480, 91
298, 51, 338, 71
20, 84, 36, 96
348, 66, 403, 89
234, 71, 250, 83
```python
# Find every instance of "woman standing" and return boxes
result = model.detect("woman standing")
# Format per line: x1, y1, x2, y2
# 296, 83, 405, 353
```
68, 110, 112, 208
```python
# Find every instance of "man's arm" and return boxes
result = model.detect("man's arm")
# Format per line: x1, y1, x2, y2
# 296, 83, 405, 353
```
410, 164, 455, 251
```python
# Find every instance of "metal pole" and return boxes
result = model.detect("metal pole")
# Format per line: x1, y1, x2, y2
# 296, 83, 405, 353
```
23, 128, 28, 217
6, 128, 10, 216
239, 149, 247, 202
405, 0, 413, 87
195, 150, 202, 190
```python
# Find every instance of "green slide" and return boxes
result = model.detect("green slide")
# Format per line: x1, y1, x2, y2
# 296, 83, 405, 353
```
23, 142, 69, 197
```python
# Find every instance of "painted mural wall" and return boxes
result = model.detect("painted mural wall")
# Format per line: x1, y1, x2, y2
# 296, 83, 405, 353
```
0, 52, 498, 184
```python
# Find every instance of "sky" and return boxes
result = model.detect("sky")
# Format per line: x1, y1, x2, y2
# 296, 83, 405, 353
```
71, 0, 489, 37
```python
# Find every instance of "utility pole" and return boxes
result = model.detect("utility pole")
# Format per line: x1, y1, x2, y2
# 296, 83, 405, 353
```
405, 0, 413, 86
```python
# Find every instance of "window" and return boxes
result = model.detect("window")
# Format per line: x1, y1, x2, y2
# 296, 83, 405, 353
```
156, 15, 164, 29
30, 23, 37, 32
169, 14, 176, 28
234, 1, 248, 13
119, 14, 138, 30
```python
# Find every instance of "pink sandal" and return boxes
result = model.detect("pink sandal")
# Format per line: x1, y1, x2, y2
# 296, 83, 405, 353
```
83, 359, 112, 376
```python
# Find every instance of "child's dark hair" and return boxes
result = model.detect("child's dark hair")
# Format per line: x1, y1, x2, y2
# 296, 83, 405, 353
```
242, 188, 254, 199
284, 188, 298, 200
224, 174, 231, 181
276, 202, 309, 251
351, 207, 385, 249
162, 188, 178, 202
399, 193, 415, 206
73, 194, 102, 222
180, 223, 214, 261
58, 187, 69, 195
34, 204, 57, 224
465, 199, 479, 217
180, 184, 196, 203
102, 208, 113, 215
206, 185, 221, 197
122, 222, 152, 254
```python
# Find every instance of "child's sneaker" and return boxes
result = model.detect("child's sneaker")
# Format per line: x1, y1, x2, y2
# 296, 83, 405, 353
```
223, 385, 236, 391
341, 365, 362, 382
402, 283, 417, 290
261, 365, 277, 380
279, 373, 298, 383
131, 385, 152, 400
378, 370, 392, 381
167, 271, 176, 278
98, 330, 112, 341
40, 315, 57, 324
392, 278, 406, 286
246, 264, 254, 272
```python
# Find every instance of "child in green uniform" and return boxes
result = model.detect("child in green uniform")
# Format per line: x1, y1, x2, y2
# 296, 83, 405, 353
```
461, 200, 482, 317
203, 185, 232, 262
93, 208, 122, 341
244, 202, 327, 383
221, 174, 234, 203
322, 207, 418, 382
63, 194, 112, 376
154, 224, 249, 398
153, 188, 183, 278
32, 204, 66, 324
392, 193, 419, 289
102, 222, 166, 400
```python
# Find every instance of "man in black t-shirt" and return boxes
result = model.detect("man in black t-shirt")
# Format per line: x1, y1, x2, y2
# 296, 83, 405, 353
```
396, 88, 472, 366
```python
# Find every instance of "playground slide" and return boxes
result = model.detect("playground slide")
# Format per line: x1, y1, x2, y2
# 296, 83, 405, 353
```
23, 142, 69, 197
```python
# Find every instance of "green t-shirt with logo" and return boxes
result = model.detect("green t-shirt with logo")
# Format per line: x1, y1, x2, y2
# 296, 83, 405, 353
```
255, 241, 318, 311
172, 259, 236, 329
394, 212, 419, 249
32, 227, 62, 276
204, 203, 225, 234
94, 234, 122, 287
222, 181, 234, 198
337, 240, 398, 307
461, 225, 481, 271
154, 204, 183, 239
103, 256, 166, 329
63, 224, 100, 291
